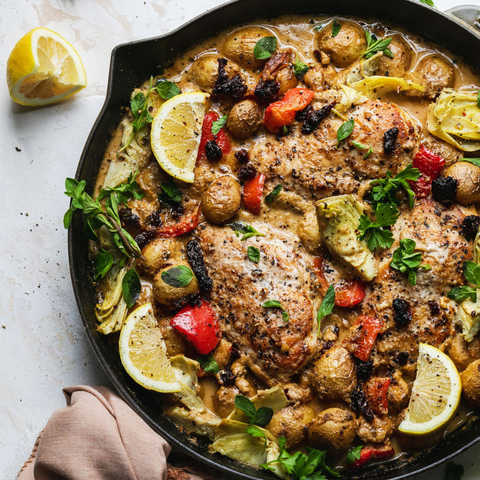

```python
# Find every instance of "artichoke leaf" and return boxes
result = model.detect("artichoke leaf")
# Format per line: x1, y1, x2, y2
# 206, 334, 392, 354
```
227, 385, 289, 423
334, 85, 368, 117
265, 440, 290, 480
350, 76, 425, 98
209, 420, 277, 466
95, 263, 129, 334
427, 89, 480, 152
167, 406, 220, 440
317, 195, 377, 281
345, 51, 383, 85
455, 296, 480, 342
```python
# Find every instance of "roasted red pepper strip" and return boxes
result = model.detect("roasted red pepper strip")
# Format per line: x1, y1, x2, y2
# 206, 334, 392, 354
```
196, 111, 231, 163
413, 145, 445, 180
243, 174, 265, 215
157, 204, 201, 237
264, 88, 315, 133
170, 300, 221, 354
350, 444, 395, 469
409, 173, 432, 199
343, 315, 383, 362
313, 257, 366, 308
335, 280, 366, 308
365, 377, 391, 415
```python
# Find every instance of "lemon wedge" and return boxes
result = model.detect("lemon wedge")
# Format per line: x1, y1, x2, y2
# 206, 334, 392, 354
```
399, 343, 462, 436
7, 28, 87, 106
151, 92, 209, 183
119, 302, 181, 393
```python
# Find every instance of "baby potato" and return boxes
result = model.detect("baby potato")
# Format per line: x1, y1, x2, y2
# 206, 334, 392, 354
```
139, 237, 184, 276
461, 359, 480, 406
444, 161, 480, 205
308, 408, 358, 454
202, 176, 241, 224
316, 20, 367, 67
377, 35, 412, 77
152, 261, 199, 306
226, 100, 262, 139
267, 404, 315, 448
222, 27, 272, 70
313, 346, 357, 401
188, 55, 241, 93
410, 55, 454, 99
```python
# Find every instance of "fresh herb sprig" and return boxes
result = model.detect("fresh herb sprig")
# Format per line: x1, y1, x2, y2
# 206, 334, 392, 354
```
94, 249, 115, 280
358, 203, 398, 250
448, 261, 480, 302
363, 31, 393, 59
64, 176, 143, 260
212, 115, 228, 135
347, 445, 363, 464
161, 265, 194, 288
229, 221, 265, 240
158, 180, 183, 208
390, 238, 431, 285
294, 56, 310, 80
261, 436, 339, 479
254, 36, 278, 60
98, 171, 145, 204
317, 285, 335, 335
262, 300, 289, 322
234, 395, 274, 427
197, 355, 220, 374
118, 77, 181, 155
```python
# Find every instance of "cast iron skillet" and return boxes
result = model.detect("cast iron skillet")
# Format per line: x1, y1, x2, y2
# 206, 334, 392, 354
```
69, 1, 480, 478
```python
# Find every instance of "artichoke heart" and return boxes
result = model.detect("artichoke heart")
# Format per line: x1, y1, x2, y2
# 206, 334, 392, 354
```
316, 195, 377, 281
455, 297, 480, 342
167, 406, 220, 440
350, 75, 425, 98
427, 89, 480, 152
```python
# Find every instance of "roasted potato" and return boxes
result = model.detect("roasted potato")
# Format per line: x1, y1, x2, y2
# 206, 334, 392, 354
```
222, 27, 273, 69
316, 20, 367, 67
313, 346, 357, 401
152, 261, 199, 305
139, 237, 184, 276
461, 359, 480, 406
267, 404, 315, 448
444, 161, 480, 205
409, 55, 455, 99
189, 55, 241, 93
377, 35, 412, 77
202, 175, 241, 224
358, 414, 392, 444
308, 408, 358, 453
226, 100, 262, 139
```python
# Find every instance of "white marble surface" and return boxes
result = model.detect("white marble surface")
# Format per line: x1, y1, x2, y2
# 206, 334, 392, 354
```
2, 0, 480, 478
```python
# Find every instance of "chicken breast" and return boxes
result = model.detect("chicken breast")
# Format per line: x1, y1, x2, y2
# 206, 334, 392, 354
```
248, 100, 420, 201
196, 221, 318, 385
362, 199, 473, 370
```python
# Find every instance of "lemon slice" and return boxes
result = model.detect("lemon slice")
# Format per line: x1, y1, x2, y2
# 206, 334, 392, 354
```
399, 343, 462, 436
119, 302, 181, 393
151, 92, 209, 183
7, 28, 87, 106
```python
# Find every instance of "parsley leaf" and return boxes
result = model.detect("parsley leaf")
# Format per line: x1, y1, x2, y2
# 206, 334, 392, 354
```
161, 265, 194, 288
332, 20, 341, 37
347, 445, 363, 464
158, 180, 183, 208
317, 285, 335, 335
448, 260, 480, 302
197, 355, 220, 374
294, 56, 310, 79
98, 171, 145, 204
336, 119, 354, 147
390, 238, 430, 286
212, 115, 228, 135
358, 203, 398, 250
155, 79, 181, 100
370, 164, 420, 209
234, 395, 273, 427
262, 300, 289, 322
228, 221, 265, 240
247, 245, 260, 263
445, 461, 464, 480
247, 425, 269, 448
363, 31, 393, 59
265, 184, 283, 203
254, 36, 277, 60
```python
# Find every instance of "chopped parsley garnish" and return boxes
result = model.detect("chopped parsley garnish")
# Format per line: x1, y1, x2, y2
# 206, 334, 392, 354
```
363, 31, 393, 59
358, 203, 398, 250
390, 238, 431, 285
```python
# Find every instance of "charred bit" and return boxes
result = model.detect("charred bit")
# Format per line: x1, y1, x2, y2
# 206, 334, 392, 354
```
187, 239, 213, 291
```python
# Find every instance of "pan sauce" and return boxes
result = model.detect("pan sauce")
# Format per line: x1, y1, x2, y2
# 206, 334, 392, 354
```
94, 15, 480, 473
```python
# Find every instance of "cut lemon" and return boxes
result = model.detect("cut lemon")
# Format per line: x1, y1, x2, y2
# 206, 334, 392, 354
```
399, 343, 462, 436
119, 302, 181, 393
151, 92, 209, 183
7, 28, 87, 106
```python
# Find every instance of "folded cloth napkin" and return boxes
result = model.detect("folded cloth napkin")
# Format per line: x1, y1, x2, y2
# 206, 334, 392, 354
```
17, 385, 221, 480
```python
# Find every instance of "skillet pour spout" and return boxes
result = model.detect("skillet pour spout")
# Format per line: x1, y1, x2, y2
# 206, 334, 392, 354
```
69, 0, 480, 478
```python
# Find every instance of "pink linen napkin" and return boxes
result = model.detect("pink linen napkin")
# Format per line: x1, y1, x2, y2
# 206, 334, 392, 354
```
16, 385, 221, 480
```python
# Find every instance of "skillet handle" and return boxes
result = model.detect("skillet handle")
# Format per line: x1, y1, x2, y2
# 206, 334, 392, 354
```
446, 5, 480, 33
